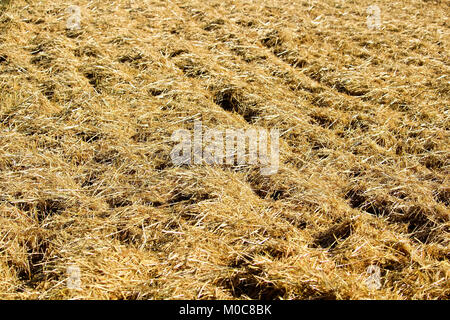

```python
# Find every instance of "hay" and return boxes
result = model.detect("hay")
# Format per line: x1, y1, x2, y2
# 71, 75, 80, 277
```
0, 0, 448, 299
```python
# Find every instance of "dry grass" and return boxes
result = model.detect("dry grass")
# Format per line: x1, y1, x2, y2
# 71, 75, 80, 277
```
0, 0, 448, 299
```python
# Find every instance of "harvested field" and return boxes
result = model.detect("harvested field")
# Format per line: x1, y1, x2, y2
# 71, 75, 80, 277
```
0, 0, 448, 299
